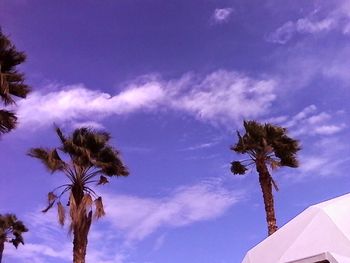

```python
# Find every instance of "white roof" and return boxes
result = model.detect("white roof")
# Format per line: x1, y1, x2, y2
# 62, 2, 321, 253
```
242, 193, 350, 263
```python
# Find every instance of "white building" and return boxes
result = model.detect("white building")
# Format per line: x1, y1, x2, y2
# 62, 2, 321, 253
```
242, 193, 350, 263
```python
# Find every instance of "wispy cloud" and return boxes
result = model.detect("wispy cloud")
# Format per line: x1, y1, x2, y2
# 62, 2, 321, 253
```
288, 136, 350, 180
212, 8, 233, 24
17, 70, 277, 129
103, 180, 242, 242
180, 136, 223, 151
5, 180, 242, 262
170, 71, 276, 125
267, 1, 350, 44
283, 105, 346, 137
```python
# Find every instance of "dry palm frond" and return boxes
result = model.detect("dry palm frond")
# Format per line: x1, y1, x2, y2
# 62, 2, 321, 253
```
57, 202, 65, 226
69, 193, 78, 227
42, 192, 57, 213
82, 194, 93, 208
97, 175, 109, 185
77, 194, 93, 219
269, 160, 280, 170
28, 148, 65, 173
94, 197, 105, 219
48, 192, 57, 202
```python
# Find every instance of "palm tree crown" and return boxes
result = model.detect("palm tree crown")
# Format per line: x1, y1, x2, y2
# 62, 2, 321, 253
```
230, 120, 300, 235
0, 29, 31, 134
28, 126, 129, 263
0, 214, 28, 263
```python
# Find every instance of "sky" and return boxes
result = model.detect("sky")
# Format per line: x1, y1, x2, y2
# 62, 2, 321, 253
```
0, 0, 350, 262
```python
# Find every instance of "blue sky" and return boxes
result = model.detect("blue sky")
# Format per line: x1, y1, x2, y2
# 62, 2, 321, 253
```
0, 0, 350, 262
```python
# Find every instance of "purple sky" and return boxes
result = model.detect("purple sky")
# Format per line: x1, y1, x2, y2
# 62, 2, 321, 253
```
1, 0, 350, 262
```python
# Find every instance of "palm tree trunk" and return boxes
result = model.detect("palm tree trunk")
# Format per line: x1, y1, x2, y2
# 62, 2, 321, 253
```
72, 212, 92, 263
0, 239, 4, 263
72, 186, 92, 263
256, 160, 278, 236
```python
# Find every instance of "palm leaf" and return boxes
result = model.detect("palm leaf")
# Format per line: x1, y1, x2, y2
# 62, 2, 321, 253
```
0, 109, 17, 134
57, 202, 65, 226
42, 192, 57, 213
231, 161, 247, 175
94, 197, 105, 219
28, 148, 66, 172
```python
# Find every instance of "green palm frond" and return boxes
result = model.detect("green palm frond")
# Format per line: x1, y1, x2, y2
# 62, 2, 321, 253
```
0, 31, 31, 105
0, 109, 17, 134
0, 214, 28, 249
95, 146, 129, 176
231, 120, 300, 172
231, 161, 248, 175
28, 148, 66, 173
30, 125, 129, 248
8, 82, 31, 99
0, 30, 31, 138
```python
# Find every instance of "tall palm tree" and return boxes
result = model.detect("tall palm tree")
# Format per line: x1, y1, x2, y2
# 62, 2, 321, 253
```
0, 29, 31, 134
0, 213, 28, 263
230, 120, 300, 236
28, 126, 129, 263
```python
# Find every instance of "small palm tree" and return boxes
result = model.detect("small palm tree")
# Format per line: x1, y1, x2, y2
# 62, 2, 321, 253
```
28, 126, 129, 263
0, 214, 28, 263
0, 29, 31, 134
230, 120, 300, 236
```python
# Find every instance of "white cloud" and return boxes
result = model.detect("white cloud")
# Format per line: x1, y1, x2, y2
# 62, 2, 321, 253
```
17, 81, 165, 129
267, 17, 337, 44
5, 180, 242, 262
17, 70, 277, 129
72, 121, 105, 129
267, 1, 350, 44
6, 243, 71, 263
170, 71, 276, 125
306, 112, 331, 125
103, 180, 242, 242
266, 21, 295, 44
212, 8, 233, 23
296, 17, 336, 33
283, 105, 345, 137
313, 124, 346, 135
287, 136, 350, 180
182, 142, 217, 151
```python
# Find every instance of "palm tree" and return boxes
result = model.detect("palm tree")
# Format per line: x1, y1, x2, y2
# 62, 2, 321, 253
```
28, 126, 129, 263
230, 120, 300, 236
0, 29, 31, 134
0, 213, 28, 263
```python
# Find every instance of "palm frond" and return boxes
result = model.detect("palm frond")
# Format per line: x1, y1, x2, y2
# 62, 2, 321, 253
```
42, 192, 57, 213
57, 202, 65, 226
97, 175, 109, 185
77, 194, 93, 219
28, 148, 66, 173
230, 161, 248, 175
0, 31, 30, 109
0, 109, 17, 134
95, 146, 129, 176
231, 120, 300, 169
94, 197, 105, 219
0, 213, 28, 248
9, 82, 31, 98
